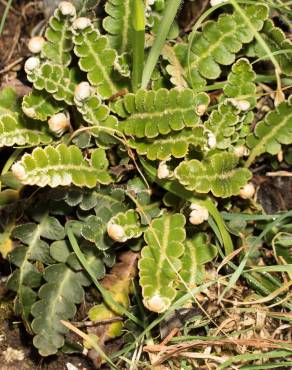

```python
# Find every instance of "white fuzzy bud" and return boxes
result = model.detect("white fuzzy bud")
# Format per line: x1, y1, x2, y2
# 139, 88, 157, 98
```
28, 36, 45, 54
157, 162, 171, 179
189, 203, 209, 225
74, 82, 92, 101
239, 183, 255, 199
22, 106, 36, 119
145, 295, 167, 313
48, 112, 70, 136
107, 223, 126, 243
72, 17, 91, 30
59, 1, 76, 17
24, 57, 40, 73
234, 145, 249, 158
229, 99, 250, 111
207, 132, 217, 149
12, 163, 26, 181
210, 0, 228, 6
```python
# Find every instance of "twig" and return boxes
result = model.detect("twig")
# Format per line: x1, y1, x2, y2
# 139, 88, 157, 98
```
0, 57, 23, 74
72, 317, 123, 327
144, 338, 292, 366
266, 171, 292, 177
60, 320, 119, 370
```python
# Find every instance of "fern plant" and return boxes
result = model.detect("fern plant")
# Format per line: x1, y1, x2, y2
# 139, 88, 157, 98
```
1, 0, 292, 364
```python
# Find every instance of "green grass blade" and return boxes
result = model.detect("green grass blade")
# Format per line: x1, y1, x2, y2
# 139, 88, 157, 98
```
219, 210, 292, 302
218, 350, 292, 370
0, 0, 13, 36
131, 0, 145, 92
141, 0, 182, 88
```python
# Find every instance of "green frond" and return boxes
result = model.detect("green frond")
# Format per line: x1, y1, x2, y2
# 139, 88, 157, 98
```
42, 6, 74, 66
26, 61, 79, 105
247, 19, 292, 76
22, 90, 65, 121
107, 209, 143, 243
114, 88, 210, 138
129, 127, 207, 160
177, 4, 269, 90
74, 86, 119, 134
103, 0, 133, 53
246, 97, 292, 166
31, 262, 89, 356
139, 213, 186, 313
12, 144, 112, 188
222, 58, 257, 109
6, 213, 64, 325
72, 21, 121, 98
179, 233, 217, 292
0, 113, 52, 147
175, 152, 252, 198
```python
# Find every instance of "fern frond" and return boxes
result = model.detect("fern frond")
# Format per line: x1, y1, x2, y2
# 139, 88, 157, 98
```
179, 4, 268, 89
0, 114, 52, 147
107, 209, 143, 243
114, 88, 210, 138
175, 152, 252, 198
247, 19, 292, 76
103, 0, 133, 53
222, 58, 257, 109
130, 127, 207, 160
80, 188, 126, 214
139, 213, 186, 313
205, 103, 254, 150
12, 144, 112, 188
81, 215, 114, 250
26, 61, 79, 105
74, 85, 119, 133
31, 262, 88, 356
205, 58, 256, 150
6, 214, 65, 325
42, 5, 75, 66
72, 21, 120, 98
22, 90, 65, 121
246, 97, 292, 166
179, 233, 217, 292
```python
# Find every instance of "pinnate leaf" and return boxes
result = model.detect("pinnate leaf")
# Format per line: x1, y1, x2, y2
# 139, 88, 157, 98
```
179, 4, 268, 89
130, 127, 207, 160
22, 90, 65, 121
175, 152, 252, 198
31, 263, 88, 356
179, 233, 217, 292
26, 62, 79, 105
42, 6, 74, 66
139, 213, 186, 313
0, 113, 52, 147
107, 209, 143, 243
12, 144, 112, 188
246, 97, 292, 166
103, 0, 133, 53
73, 21, 120, 98
114, 88, 209, 138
